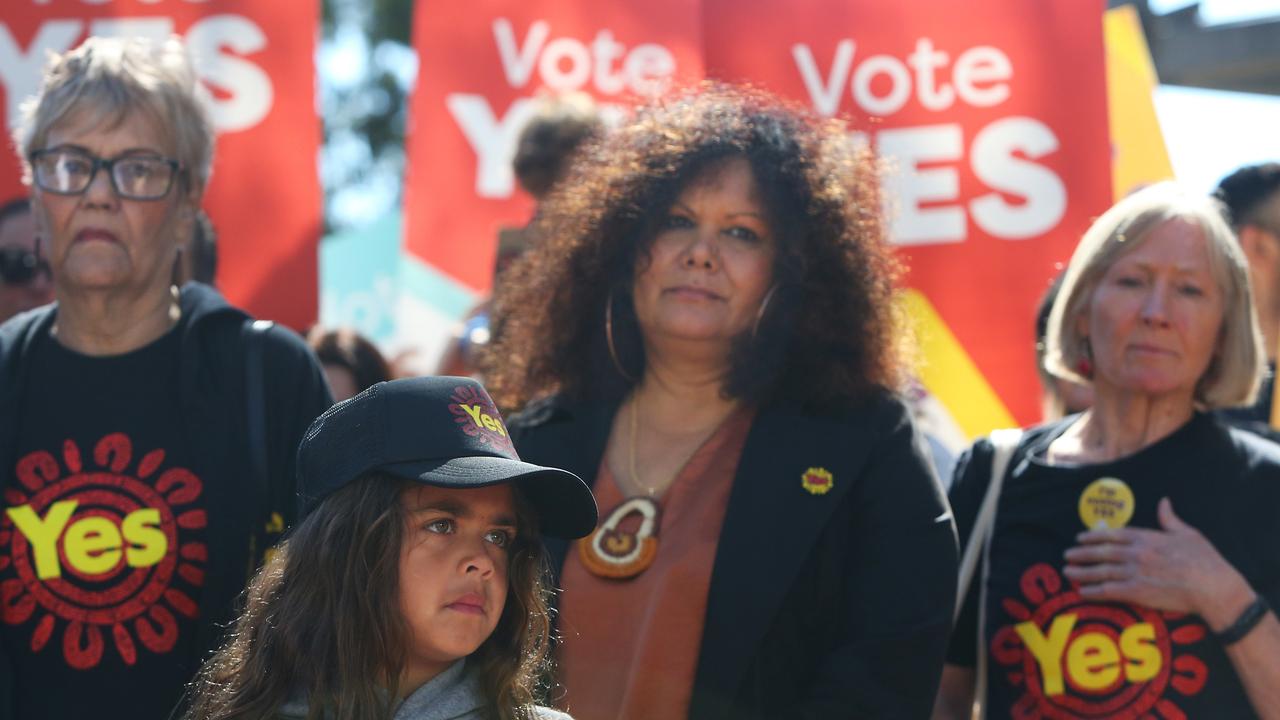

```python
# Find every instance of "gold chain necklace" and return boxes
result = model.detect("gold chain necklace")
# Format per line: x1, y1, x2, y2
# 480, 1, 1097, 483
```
627, 396, 652, 498
625, 395, 724, 499
580, 395, 735, 580
579, 396, 665, 580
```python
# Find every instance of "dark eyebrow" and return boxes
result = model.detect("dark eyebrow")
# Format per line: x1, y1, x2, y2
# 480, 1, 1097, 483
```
671, 202, 767, 223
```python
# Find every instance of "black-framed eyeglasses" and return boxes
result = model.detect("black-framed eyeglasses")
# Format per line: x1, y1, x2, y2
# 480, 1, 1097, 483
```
29, 148, 182, 201
0, 247, 51, 285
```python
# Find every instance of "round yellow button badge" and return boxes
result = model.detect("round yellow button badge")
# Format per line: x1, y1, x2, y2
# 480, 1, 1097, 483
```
1078, 477, 1135, 529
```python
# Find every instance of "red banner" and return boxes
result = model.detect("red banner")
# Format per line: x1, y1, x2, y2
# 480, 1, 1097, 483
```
404, 0, 704, 294
405, 0, 1109, 428
0, 1, 320, 330
705, 0, 1111, 427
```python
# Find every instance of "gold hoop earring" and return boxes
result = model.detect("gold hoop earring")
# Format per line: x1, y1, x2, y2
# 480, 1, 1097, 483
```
751, 285, 779, 341
606, 293, 637, 382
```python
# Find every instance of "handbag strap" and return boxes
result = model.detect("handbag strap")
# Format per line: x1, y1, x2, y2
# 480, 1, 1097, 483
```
958, 427, 1022, 719
954, 428, 1021, 620
241, 319, 274, 575
242, 319, 273, 495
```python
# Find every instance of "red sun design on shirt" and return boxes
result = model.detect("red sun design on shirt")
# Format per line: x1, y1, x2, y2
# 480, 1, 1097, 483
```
1, 433, 206, 670
990, 563, 1207, 720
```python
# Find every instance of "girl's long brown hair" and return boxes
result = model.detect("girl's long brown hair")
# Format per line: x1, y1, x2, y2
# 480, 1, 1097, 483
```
184, 474, 553, 720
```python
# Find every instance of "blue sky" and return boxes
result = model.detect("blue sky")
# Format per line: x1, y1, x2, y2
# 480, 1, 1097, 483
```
1149, 0, 1280, 192
1151, 0, 1280, 24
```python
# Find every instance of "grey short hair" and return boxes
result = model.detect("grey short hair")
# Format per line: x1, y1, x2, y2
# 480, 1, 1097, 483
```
13, 35, 214, 194
1044, 182, 1264, 409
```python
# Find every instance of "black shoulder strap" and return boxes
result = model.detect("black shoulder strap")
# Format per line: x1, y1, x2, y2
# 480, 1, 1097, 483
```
241, 319, 273, 505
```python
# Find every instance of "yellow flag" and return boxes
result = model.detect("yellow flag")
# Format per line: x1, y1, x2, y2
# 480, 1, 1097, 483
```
1105, 5, 1175, 199
904, 289, 1016, 441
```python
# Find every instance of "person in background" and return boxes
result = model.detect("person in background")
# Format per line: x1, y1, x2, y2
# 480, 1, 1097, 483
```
1034, 270, 1094, 421
307, 326, 393, 402
486, 84, 957, 719
185, 377, 593, 720
511, 92, 604, 204
0, 36, 332, 719
0, 197, 54, 324
437, 94, 603, 379
177, 208, 218, 287
902, 378, 964, 490
935, 183, 1280, 720
1215, 162, 1280, 427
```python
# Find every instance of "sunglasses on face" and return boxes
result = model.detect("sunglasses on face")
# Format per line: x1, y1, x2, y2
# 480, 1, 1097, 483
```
0, 247, 51, 285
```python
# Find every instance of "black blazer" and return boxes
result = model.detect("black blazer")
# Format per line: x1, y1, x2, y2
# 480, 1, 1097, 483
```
509, 391, 958, 720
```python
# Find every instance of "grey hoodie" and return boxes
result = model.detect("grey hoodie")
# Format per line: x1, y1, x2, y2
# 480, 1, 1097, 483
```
276, 660, 571, 720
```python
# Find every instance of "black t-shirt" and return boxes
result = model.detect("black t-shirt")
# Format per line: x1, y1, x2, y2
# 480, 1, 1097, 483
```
948, 413, 1280, 719
3, 326, 207, 720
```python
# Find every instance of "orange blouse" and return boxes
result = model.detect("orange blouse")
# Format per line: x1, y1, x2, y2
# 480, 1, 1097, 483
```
555, 406, 755, 720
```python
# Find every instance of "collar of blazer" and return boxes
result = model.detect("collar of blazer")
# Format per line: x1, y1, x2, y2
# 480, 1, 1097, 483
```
517, 393, 898, 716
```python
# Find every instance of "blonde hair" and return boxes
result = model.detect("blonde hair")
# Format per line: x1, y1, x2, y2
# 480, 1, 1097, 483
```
1045, 182, 1263, 409
14, 35, 214, 193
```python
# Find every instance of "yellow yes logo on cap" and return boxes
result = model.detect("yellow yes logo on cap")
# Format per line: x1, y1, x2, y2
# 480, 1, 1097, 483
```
1078, 477, 1135, 529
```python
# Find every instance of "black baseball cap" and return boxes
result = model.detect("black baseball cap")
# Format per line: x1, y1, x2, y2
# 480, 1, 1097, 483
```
297, 376, 597, 539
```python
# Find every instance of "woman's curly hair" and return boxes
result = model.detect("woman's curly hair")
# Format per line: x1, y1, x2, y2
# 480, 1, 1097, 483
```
483, 83, 908, 413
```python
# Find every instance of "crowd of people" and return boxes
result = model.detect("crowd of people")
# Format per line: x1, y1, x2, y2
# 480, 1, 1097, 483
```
1, 33, 1279, 720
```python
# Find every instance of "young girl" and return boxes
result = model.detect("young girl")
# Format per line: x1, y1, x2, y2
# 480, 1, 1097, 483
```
185, 377, 597, 720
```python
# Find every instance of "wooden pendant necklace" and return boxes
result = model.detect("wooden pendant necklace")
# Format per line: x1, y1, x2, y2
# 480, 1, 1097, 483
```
579, 399, 663, 579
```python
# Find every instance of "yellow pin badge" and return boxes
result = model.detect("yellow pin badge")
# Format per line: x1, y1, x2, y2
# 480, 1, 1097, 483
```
802, 467, 833, 495
1078, 477, 1135, 529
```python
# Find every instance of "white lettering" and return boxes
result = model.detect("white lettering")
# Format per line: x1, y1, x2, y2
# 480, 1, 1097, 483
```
793, 38, 1013, 116
624, 43, 674, 96
970, 116, 1065, 239
954, 46, 1012, 107
851, 54, 911, 117
878, 124, 965, 245
446, 94, 536, 197
186, 15, 273, 133
792, 40, 854, 118
0, 21, 83, 131
3, 16, 275, 135
907, 38, 954, 112
493, 18, 547, 89
591, 30, 626, 95
538, 36, 591, 92
491, 18, 675, 96
88, 18, 172, 41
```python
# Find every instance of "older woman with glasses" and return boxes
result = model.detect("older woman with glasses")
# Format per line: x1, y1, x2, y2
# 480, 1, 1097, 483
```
0, 36, 332, 719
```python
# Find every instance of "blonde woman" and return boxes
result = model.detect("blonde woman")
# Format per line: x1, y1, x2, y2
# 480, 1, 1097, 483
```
935, 183, 1280, 720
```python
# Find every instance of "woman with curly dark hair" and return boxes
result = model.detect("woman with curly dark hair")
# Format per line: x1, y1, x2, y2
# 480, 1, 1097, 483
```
483, 85, 958, 720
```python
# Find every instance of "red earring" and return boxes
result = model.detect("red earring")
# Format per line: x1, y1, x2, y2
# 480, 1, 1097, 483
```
1076, 338, 1094, 378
